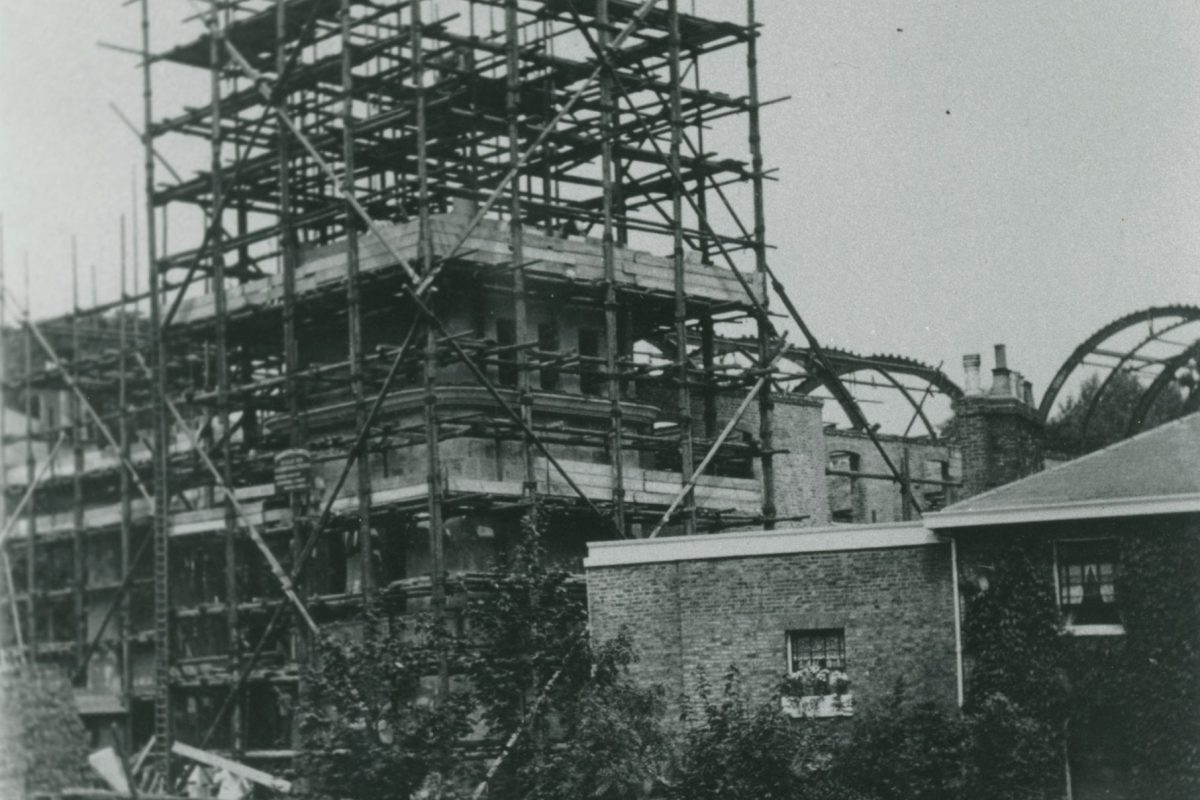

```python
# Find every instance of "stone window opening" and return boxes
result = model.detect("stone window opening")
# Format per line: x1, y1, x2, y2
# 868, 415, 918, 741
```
537, 321, 560, 391
783, 628, 854, 717
578, 327, 603, 396
1055, 539, 1124, 634
496, 318, 518, 387
828, 451, 861, 523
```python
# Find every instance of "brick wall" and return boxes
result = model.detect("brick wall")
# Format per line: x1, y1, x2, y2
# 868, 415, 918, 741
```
773, 397, 830, 524
823, 430, 963, 523
954, 396, 1045, 498
587, 535, 958, 722
644, 384, 831, 526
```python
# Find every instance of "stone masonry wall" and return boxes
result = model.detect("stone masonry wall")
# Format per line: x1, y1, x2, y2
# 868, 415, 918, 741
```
824, 430, 962, 523
588, 542, 958, 722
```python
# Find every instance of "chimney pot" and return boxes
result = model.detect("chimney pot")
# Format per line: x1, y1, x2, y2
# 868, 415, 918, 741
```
963, 354, 982, 395
994, 344, 1008, 371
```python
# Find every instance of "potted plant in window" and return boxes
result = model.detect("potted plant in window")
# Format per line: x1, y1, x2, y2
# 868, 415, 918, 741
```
779, 662, 854, 719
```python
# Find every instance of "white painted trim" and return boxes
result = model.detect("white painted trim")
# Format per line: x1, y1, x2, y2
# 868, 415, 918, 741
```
1064, 624, 1126, 637
584, 522, 939, 569
951, 536, 964, 708
924, 492, 1200, 530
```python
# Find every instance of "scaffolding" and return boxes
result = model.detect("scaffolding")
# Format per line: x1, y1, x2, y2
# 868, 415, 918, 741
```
0, 0, 959, 784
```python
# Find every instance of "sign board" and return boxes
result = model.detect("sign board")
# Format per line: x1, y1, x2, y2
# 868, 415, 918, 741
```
274, 448, 313, 493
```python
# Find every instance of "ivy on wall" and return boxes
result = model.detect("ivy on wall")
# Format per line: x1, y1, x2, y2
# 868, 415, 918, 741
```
1063, 526, 1200, 800
960, 534, 1068, 800
961, 524, 1200, 799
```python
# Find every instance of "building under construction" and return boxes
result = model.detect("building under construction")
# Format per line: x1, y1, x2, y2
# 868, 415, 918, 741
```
0, 0, 972, 783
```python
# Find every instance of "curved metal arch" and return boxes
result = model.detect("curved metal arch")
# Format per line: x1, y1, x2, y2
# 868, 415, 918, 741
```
1038, 305, 1200, 421
1125, 340, 1200, 438
792, 351, 964, 401
790, 351, 962, 437
1075, 316, 1200, 450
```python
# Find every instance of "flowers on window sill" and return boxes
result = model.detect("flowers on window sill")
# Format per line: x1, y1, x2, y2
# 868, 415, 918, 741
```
779, 667, 854, 718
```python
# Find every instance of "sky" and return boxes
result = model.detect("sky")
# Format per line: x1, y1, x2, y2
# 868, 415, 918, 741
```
1, 1, 1198, 428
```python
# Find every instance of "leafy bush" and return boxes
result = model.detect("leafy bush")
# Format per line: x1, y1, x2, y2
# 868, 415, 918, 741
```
297, 612, 475, 800
0, 666, 92, 796
836, 684, 970, 800
508, 637, 673, 800
672, 667, 851, 800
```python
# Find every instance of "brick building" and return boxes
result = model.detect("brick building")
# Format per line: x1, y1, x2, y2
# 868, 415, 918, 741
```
586, 398, 1199, 798
585, 523, 960, 720
926, 410, 1200, 798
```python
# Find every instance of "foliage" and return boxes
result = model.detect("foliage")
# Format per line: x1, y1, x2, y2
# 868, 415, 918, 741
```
298, 508, 674, 800
505, 636, 673, 800
965, 693, 1063, 800
1113, 530, 1200, 799
960, 536, 1067, 799
671, 667, 851, 800
1045, 370, 1185, 455
1062, 528, 1200, 800
0, 666, 92, 795
836, 684, 970, 800
462, 510, 590, 735
297, 611, 475, 800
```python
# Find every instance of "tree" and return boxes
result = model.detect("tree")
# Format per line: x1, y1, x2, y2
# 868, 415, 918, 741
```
1046, 369, 1186, 455
0, 666, 93, 796
297, 611, 475, 800
297, 509, 674, 800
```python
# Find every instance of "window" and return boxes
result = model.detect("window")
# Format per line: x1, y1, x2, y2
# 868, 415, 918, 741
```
496, 318, 517, 387
537, 321, 560, 391
788, 628, 846, 674
578, 328, 603, 396
783, 629, 853, 718
827, 451, 861, 522
1056, 539, 1122, 632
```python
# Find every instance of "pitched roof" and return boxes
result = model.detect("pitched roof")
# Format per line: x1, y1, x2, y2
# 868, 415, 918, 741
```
925, 411, 1200, 528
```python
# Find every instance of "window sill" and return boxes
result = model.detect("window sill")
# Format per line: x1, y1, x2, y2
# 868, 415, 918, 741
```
781, 693, 854, 719
1064, 623, 1126, 637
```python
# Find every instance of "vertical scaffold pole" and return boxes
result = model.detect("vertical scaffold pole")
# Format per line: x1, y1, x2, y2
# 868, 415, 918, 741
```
275, 0, 310, 691
414, 0, 449, 701
0, 217, 11, 657
208, 1, 241, 755
22, 254, 36, 661
747, 0, 776, 529
667, 0, 695, 535
140, 0, 173, 777
506, 0, 537, 506
71, 239, 87, 682
340, 0, 373, 602
118, 214, 133, 745
597, 0, 626, 537
0, 218, 7, 650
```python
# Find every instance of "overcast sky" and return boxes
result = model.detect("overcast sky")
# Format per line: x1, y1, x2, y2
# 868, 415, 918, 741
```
1, 1, 1198, 421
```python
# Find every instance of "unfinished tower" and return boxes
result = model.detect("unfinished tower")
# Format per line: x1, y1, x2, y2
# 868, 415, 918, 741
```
1, 0, 822, 778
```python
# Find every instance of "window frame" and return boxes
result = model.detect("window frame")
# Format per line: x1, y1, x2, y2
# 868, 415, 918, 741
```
1053, 537, 1125, 637
578, 327, 603, 396
786, 627, 847, 674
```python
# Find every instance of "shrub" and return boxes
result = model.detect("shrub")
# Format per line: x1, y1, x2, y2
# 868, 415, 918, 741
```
836, 684, 969, 800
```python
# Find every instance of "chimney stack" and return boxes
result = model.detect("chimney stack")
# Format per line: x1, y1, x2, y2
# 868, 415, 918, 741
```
990, 344, 1011, 397
953, 342, 1045, 497
963, 354, 982, 396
